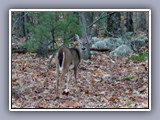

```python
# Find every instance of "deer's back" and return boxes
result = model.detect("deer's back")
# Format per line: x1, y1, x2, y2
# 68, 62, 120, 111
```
57, 47, 80, 68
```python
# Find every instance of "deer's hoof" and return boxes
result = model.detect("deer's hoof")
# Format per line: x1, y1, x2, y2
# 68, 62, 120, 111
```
62, 91, 69, 96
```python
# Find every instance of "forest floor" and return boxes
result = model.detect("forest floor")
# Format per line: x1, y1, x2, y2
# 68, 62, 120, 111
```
11, 52, 149, 109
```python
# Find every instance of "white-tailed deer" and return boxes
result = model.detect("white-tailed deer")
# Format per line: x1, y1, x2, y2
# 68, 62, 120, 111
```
55, 34, 92, 98
75, 34, 92, 60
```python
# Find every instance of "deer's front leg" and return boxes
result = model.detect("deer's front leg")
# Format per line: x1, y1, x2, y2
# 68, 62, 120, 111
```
74, 67, 79, 92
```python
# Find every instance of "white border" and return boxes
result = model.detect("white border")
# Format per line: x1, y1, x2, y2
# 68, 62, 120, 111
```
9, 9, 151, 111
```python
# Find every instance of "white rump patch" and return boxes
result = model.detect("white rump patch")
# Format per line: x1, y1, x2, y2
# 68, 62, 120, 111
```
59, 66, 63, 71
59, 52, 65, 71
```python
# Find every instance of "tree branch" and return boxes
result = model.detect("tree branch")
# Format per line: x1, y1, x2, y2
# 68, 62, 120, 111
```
104, 28, 121, 38
12, 12, 28, 32
87, 12, 116, 28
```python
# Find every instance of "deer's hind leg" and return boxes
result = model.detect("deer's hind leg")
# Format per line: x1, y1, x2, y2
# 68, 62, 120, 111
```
59, 71, 65, 98
64, 68, 71, 93
55, 62, 60, 98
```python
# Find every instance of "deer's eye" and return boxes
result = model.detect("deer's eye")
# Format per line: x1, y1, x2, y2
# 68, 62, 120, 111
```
85, 42, 88, 44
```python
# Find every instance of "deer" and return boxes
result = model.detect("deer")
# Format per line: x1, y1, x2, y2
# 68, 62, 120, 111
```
55, 34, 92, 98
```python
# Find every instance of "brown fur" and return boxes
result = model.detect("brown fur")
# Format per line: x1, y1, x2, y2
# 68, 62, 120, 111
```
55, 47, 80, 98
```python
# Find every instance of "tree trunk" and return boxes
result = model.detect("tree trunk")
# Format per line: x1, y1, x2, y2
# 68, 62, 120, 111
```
132, 12, 147, 33
23, 12, 28, 37
126, 12, 133, 32
12, 12, 28, 37
106, 12, 121, 37
51, 28, 55, 50
79, 12, 88, 37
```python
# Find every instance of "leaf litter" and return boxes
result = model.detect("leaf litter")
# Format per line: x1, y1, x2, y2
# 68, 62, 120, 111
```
11, 52, 149, 108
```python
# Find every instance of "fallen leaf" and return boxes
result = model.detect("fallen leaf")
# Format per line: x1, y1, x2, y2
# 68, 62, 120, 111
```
64, 100, 80, 108
107, 96, 120, 102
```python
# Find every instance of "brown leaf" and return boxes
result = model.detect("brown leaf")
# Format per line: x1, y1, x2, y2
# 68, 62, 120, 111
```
93, 70, 105, 76
64, 100, 80, 108
107, 96, 120, 102
130, 97, 145, 102
85, 90, 90, 96
138, 86, 147, 93
90, 79, 95, 85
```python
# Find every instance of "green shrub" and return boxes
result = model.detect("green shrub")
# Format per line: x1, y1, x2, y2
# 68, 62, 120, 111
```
24, 12, 82, 52
129, 52, 148, 62
122, 76, 136, 81
22, 38, 40, 52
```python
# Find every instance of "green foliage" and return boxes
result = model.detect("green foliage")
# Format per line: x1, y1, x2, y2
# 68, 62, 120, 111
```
25, 12, 82, 52
55, 13, 82, 42
122, 76, 136, 81
129, 52, 148, 62
126, 100, 134, 106
22, 38, 40, 52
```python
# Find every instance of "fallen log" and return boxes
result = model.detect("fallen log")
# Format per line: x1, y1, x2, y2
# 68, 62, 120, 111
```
90, 48, 111, 52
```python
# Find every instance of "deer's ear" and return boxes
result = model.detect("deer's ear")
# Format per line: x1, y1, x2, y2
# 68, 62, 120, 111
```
75, 34, 80, 41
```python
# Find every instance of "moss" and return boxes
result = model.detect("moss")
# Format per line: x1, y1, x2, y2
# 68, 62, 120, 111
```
129, 52, 148, 62
122, 76, 136, 81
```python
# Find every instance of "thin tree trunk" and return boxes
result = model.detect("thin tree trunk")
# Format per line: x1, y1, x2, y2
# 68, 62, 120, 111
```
51, 28, 55, 50
79, 12, 88, 37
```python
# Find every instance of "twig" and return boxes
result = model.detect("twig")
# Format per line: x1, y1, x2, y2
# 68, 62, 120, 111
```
105, 28, 121, 38
88, 12, 115, 28
12, 12, 28, 32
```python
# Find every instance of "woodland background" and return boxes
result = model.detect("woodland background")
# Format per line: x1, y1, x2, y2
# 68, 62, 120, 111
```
11, 11, 149, 108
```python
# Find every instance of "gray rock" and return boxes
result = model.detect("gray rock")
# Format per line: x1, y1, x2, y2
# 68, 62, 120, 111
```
123, 32, 135, 40
109, 45, 133, 57
102, 74, 113, 80
136, 34, 148, 41
90, 37, 101, 45
92, 40, 107, 49
130, 39, 146, 48
92, 37, 125, 50
90, 51, 98, 55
